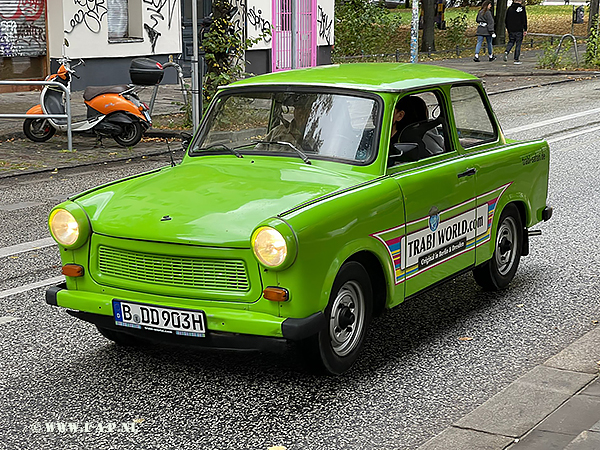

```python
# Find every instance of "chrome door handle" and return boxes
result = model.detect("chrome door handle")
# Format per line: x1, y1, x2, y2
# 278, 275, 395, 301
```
457, 168, 477, 178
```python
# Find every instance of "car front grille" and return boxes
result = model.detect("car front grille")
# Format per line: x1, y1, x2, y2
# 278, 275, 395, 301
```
98, 246, 250, 292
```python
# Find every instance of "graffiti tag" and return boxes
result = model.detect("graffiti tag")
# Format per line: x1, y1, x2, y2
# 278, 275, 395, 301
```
247, 6, 271, 43
0, 0, 45, 22
65, 0, 108, 34
142, 0, 176, 52
317, 5, 332, 45
0, 19, 46, 56
143, 0, 177, 29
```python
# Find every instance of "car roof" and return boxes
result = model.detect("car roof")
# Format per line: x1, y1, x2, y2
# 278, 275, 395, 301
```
225, 63, 480, 93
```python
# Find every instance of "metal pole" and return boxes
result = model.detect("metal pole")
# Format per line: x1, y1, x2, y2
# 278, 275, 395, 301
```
410, 0, 419, 63
191, 0, 200, 132
65, 86, 72, 152
291, 0, 298, 69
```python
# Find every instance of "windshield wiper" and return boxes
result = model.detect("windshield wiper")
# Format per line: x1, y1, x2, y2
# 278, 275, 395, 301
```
254, 140, 311, 165
198, 143, 243, 158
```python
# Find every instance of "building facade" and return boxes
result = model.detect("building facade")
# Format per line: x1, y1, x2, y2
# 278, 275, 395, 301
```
1, 1, 334, 90
47, 0, 183, 89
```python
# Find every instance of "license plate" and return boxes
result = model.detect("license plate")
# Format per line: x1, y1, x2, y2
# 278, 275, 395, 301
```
112, 300, 206, 338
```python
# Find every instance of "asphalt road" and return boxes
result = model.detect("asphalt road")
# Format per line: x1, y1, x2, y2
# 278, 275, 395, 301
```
1, 78, 599, 450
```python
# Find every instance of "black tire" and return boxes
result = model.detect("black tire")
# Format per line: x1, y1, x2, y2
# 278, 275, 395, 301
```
23, 118, 56, 142
306, 261, 373, 375
113, 121, 143, 147
96, 326, 142, 346
473, 203, 523, 291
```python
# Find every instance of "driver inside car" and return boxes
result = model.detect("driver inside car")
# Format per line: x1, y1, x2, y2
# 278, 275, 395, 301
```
261, 95, 314, 150
389, 95, 445, 165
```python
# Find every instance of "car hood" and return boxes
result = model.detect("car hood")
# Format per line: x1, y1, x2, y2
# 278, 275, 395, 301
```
74, 157, 374, 247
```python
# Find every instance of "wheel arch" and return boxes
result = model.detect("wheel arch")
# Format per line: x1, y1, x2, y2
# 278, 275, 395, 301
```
345, 250, 387, 317
315, 237, 395, 317
511, 199, 529, 256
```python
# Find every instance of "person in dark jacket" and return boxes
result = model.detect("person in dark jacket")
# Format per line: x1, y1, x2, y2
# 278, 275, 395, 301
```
504, 0, 527, 64
474, 0, 496, 62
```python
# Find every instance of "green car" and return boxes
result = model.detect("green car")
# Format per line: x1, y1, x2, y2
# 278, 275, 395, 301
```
46, 63, 552, 374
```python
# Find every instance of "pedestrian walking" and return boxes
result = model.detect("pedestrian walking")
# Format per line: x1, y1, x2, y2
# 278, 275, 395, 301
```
474, 0, 496, 62
504, 0, 527, 64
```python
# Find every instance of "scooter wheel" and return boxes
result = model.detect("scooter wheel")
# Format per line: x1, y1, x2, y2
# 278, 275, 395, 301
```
23, 118, 56, 142
113, 121, 143, 147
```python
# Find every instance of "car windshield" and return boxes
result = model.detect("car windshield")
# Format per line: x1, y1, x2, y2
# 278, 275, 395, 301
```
190, 91, 380, 163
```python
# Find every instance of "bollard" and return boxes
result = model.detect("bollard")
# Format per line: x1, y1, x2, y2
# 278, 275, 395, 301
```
456, 45, 460, 56
396, 49, 400, 62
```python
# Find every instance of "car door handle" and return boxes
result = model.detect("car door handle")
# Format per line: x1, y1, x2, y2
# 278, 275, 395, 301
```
457, 168, 477, 178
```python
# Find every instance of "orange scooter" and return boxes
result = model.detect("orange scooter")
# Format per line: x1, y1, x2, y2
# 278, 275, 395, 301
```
24, 56, 156, 147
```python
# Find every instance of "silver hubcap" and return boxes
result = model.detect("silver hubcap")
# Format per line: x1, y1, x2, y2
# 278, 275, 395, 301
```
495, 216, 517, 276
329, 280, 365, 357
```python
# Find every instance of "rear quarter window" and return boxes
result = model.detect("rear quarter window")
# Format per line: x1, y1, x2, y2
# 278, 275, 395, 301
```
450, 85, 497, 148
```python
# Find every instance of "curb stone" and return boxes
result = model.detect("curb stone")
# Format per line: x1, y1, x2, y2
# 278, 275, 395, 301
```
417, 326, 600, 450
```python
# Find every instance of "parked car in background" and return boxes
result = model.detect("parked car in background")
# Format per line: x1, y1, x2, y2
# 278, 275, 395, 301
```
46, 63, 552, 375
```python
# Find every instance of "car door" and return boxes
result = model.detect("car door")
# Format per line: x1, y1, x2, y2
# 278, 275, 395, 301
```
388, 90, 480, 298
449, 84, 507, 267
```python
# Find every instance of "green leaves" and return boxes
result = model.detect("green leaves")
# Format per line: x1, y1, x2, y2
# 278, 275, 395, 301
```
585, 15, 600, 68
201, 0, 269, 110
334, 0, 403, 57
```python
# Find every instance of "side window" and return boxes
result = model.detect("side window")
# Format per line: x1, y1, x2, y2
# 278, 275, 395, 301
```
108, 0, 143, 43
389, 91, 449, 166
450, 85, 497, 148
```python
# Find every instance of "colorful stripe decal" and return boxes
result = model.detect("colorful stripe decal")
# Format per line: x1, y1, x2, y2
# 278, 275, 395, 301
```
371, 183, 511, 284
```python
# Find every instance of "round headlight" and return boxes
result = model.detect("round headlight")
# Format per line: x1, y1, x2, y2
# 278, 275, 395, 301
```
252, 226, 288, 267
49, 209, 80, 246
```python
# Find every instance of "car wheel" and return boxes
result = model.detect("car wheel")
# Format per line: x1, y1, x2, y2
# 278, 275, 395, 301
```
113, 121, 143, 147
23, 118, 56, 142
473, 203, 523, 291
308, 261, 373, 375
96, 326, 142, 346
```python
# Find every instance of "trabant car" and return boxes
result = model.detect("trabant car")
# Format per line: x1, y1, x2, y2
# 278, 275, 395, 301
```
46, 63, 552, 375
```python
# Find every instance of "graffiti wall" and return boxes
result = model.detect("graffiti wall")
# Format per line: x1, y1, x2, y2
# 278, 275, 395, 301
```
49, 0, 181, 58
243, 0, 333, 51
0, 0, 47, 57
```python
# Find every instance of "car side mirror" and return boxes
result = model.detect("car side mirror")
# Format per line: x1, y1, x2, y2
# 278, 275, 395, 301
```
180, 132, 193, 150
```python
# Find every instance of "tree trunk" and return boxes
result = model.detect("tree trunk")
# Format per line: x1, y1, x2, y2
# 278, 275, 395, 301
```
590, 0, 600, 36
421, 0, 436, 53
495, 0, 508, 45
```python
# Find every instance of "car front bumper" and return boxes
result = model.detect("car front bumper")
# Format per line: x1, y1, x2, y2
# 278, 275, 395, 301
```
46, 284, 326, 348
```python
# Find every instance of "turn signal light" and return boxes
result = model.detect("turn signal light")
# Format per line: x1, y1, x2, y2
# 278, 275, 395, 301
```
62, 264, 84, 277
263, 287, 289, 302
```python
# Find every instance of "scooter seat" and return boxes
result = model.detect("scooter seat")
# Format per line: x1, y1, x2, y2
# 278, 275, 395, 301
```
83, 85, 132, 101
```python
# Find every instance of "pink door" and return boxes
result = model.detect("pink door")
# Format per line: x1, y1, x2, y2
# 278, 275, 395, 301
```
272, 0, 317, 71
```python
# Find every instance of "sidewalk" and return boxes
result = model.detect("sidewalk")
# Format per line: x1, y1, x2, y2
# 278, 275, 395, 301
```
418, 326, 600, 450
1, 55, 599, 448
0, 82, 187, 178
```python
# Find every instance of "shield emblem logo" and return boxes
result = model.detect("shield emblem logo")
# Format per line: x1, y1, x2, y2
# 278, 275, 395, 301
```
429, 214, 440, 232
